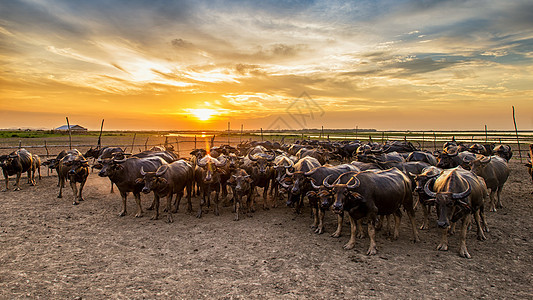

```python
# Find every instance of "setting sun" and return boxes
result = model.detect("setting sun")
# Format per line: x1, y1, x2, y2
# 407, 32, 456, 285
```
189, 109, 217, 121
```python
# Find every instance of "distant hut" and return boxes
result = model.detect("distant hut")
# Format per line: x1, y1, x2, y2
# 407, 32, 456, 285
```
55, 124, 88, 133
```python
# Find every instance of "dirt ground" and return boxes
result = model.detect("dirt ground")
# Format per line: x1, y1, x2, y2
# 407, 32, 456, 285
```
0, 158, 532, 299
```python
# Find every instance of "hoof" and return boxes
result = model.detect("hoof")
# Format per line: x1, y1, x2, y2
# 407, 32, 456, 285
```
366, 247, 377, 256
57, 195, 62, 198
135, 213, 143, 218
150, 215, 158, 220
437, 244, 448, 251
343, 242, 355, 250
72, 201, 79, 205
14, 187, 21, 191
331, 232, 341, 238
118, 211, 126, 217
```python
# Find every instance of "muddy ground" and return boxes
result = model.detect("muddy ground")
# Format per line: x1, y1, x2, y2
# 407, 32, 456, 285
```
0, 159, 532, 299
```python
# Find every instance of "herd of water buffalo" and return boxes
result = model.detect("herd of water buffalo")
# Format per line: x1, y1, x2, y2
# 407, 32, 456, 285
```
1, 138, 533, 259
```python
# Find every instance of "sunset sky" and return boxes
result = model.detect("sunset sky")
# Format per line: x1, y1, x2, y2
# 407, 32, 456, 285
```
1, 0, 532, 131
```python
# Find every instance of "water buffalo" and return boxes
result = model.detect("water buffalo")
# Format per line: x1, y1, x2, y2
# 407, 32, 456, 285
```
138, 160, 194, 222
98, 156, 168, 217
406, 151, 438, 166
281, 157, 321, 214
493, 144, 513, 162
328, 168, 420, 255
195, 155, 227, 218
243, 149, 276, 210
424, 167, 488, 258
469, 155, 510, 212
0, 148, 35, 191
304, 163, 359, 234
436, 149, 475, 169
227, 169, 254, 221
57, 150, 89, 205
410, 166, 443, 230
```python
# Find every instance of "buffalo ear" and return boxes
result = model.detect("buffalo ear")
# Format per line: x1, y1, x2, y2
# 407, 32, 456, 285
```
350, 192, 365, 202
305, 191, 317, 198
158, 178, 168, 185
134, 178, 144, 184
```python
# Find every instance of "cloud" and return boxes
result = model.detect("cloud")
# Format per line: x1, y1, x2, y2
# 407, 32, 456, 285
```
171, 38, 194, 48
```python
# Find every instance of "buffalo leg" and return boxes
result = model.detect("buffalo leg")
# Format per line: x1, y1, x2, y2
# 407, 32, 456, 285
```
458, 215, 472, 259
28, 169, 35, 186
70, 180, 80, 205
197, 189, 206, 218
331, 213, 343, 238
263, 183, 270, 210
343, 214, 357, 250
14, 172, 21, 191
58, 176, 64, 198
2, 171, 8, 191
234, 195, 240, 221
315, 208, 325, 234
78, 177, 87, 202
186, 182, 193, 213
134, 192, 143, 218
393, 213, 401, 240
173, 192, 183, 213
151, 195, 160, 220
496, 186, 504, 209
489, 189, 497, 212
167, 194, 175, 223
311, 206, 319, 230
214, 186, 220, 216
420, 203, 430, 230
356, 219, 365, 239
110, 180, 114, 193
366, 220, 377, 256
272, 184, 279, 208
437, 227, 449, 251
474, 210, 487, 241
119, 192, 128, 217
405, 206, 420, 243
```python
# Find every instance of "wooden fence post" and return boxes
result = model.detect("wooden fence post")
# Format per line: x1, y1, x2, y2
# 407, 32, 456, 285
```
512, 106, 522, 162
66, 117, 72, 150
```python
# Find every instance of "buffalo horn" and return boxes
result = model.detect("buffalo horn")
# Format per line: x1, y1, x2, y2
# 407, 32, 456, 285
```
480, 156, 491, 163
304, 167, 318, 176
140, 166, 146, 176
423, 178, 437, 198
346, 176, 360, 190
310, 178, 321, 190
156, 165, 168, 176
279, 180, 291, 189
214, 156, 227, 167
247, 152, 258, 162
285, 168, 294, 176
113, 158, 128, 163
197, 157, 207, 167
452, 182, 472, 200
322, 174, 335, 189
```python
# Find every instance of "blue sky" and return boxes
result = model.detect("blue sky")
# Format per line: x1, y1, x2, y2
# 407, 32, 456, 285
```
1, 0, 532, 130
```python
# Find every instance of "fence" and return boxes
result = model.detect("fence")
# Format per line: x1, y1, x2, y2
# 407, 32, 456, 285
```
1, 130, 532, 161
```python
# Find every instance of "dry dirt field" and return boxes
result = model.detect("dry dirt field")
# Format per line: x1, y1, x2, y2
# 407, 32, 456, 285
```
0, 158, 532, 299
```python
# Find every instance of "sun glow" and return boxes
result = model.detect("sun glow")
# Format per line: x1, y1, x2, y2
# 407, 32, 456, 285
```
189, 109, 217, 121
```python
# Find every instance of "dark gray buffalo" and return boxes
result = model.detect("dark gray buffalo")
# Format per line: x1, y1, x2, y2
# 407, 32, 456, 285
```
328, 168, 420, 256
57, 150, 89, 205
0, 148, 35, 191
138, 160, 194, 222
469, 155, 510, 212
98, 156, 168, 217
424, 167, 488, 258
